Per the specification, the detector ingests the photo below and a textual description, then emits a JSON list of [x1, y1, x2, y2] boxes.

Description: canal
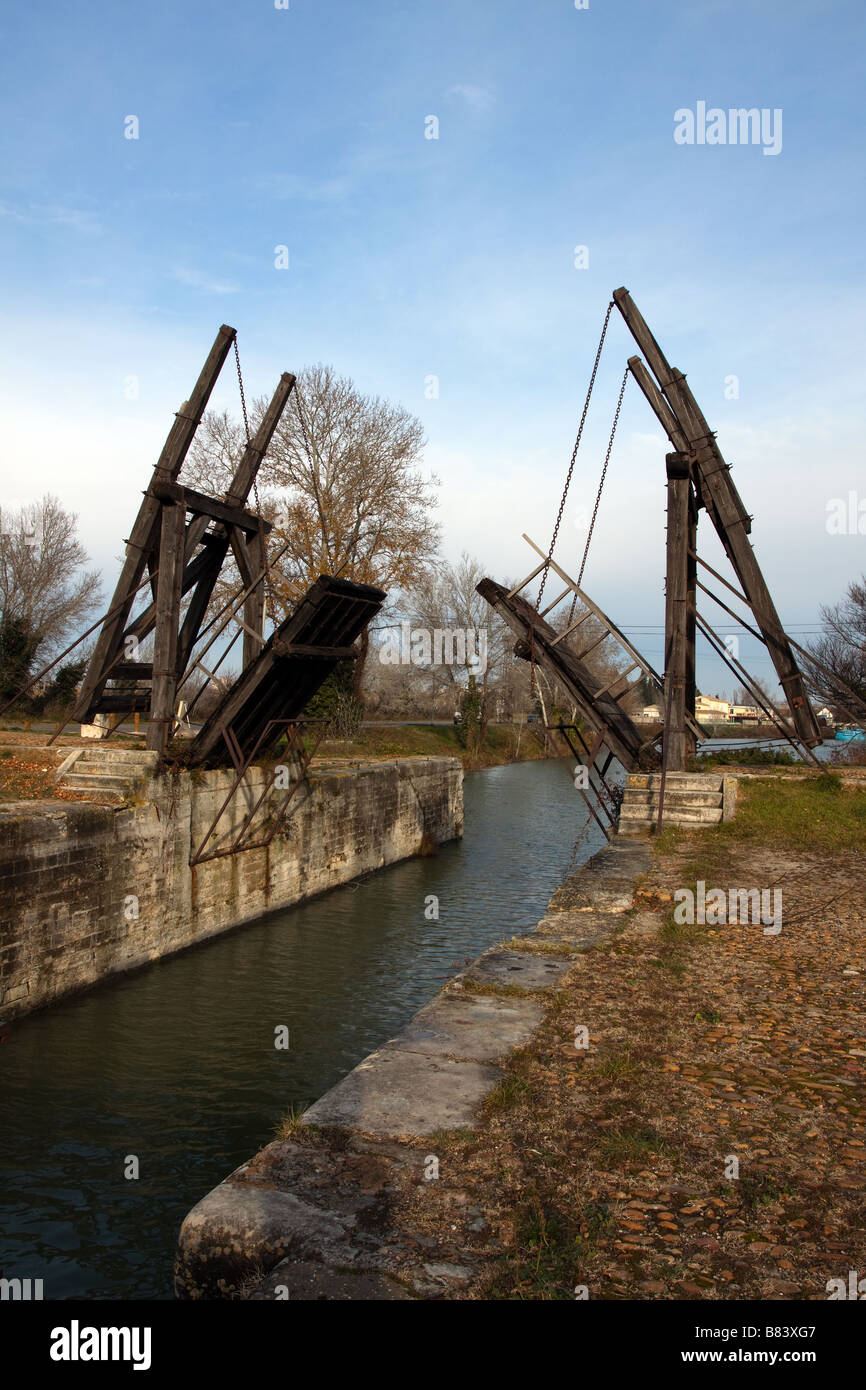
[[0, 758, 604, 1301]]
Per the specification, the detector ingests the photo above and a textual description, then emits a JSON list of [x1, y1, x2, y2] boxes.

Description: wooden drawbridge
[[478, 288, 836, 833]]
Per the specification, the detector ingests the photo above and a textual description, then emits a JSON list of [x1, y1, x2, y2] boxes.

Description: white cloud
[[170, 266, 240, 295], [446, 83, 495, 112]]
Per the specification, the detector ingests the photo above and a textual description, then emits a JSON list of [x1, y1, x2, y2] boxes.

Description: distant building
[[730, 704, 760, 722], [696, 695, 731, 722], [635, 703, 661, 722]]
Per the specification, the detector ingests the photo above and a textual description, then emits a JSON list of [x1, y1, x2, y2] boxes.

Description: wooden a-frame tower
[[72, 325, 295, 754], [71, 325, 385, 770]]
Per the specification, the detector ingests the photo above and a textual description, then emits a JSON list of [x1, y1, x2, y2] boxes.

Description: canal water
[[0, 758, 604, 1301]]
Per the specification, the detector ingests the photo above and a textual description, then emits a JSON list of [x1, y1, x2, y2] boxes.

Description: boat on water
[[834, 726, 866, 742]]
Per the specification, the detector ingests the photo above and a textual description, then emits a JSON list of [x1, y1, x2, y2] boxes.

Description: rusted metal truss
[[188, 718, 327, 867]]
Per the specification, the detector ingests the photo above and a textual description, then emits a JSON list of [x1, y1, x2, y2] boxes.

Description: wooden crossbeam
[[149, 481, 271, 535]]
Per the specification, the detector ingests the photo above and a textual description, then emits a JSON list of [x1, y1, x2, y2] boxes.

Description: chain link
[[529, 300, 614, 698], [567, 364, 630, 622], [536, 300, 614, 611], [234, 338, 277, 625]]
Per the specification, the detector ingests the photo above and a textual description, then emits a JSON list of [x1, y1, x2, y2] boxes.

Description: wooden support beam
[[626, 356, 689, 452], [176, 546, 227, 674], [225, 373, 296, 508], [613, 288, 821, 747], [73, 324, 236, 723], [230, 529, 267, 669], [664, 453, 697, 770], [146, 502, 186, 754]]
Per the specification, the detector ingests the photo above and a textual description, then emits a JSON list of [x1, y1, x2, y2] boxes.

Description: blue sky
[[1, 0, 864, 697]]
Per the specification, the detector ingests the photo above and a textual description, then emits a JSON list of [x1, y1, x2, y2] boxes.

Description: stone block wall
[[0, 757, 463, 1020]]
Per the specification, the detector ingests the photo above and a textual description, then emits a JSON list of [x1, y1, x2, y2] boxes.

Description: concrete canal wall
[[0, 756, 463, 1021]]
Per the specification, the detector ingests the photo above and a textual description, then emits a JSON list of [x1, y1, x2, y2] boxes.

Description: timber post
[[664, 452, 697, 770], [147, 501, 186, 755]]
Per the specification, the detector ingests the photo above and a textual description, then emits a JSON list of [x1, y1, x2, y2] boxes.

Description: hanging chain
[[529, 300, 614, 699], [234, 337, 277, 624], [567, 364, 630, 623], [536, 300, 614, 610]]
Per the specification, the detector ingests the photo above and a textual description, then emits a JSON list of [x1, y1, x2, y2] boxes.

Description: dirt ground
[[375, 799, 865, 1300]]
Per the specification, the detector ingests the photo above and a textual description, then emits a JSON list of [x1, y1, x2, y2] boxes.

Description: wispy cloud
[[170, 266, 239, 295], [252, 172, 352, 202], [0, 199, 103, 234], [446, 83, 495, 112]]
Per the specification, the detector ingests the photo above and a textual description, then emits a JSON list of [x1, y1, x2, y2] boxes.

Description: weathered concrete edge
[[174, 835, 652, 1300]]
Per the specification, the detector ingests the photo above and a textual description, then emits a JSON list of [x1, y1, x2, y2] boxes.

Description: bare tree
[[0, 495, 102, 675], [184, 365, 440, 694], [803, 576, 866, 714]]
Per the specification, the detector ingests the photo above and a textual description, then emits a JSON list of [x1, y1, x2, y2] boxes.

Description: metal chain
[[529, 300, 614, 698], [567, 365, 630, 622], [536, 300, 614, 610], [233, 338, 277, 623]]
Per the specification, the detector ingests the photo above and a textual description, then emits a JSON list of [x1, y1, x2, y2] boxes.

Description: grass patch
[[653, 774, 866, 862], [316, 722, 548, 771], [507, 1197, 596, 1299], [594, 1050, 644, 1082], [596, 1123, 673, 1164], [504, 936, 580, 958], [484, 1073, 532, 1113], [273, 1103, 313, 1141], [698, 746, 799, 767]]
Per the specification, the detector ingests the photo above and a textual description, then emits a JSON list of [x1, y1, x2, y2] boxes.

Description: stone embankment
[[0, 755, 462, 1020]]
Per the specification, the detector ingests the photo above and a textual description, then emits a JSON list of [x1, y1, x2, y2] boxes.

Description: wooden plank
[[93, 692, 152, 713], [626, 356, 689, 452], [73, 324, 236, 723], [109, 663, 153, 681], [225, 373, 296, 507], [146, 502, 186, 754]]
